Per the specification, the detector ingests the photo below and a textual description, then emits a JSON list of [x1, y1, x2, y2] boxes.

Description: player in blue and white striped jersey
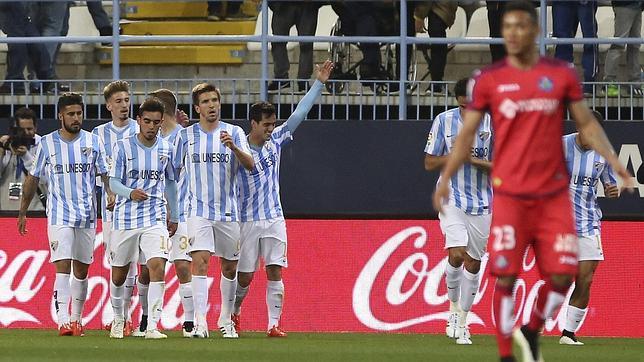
[[18, 93, 109, 336], [560, 111, 619, 346], [173, 83, 254, 338], [232, 60, 333, 337], [424, 78, 493, 345], [92, 80, 140, 335], [108, 98, 179, 340], [150, 88, 194, 337]]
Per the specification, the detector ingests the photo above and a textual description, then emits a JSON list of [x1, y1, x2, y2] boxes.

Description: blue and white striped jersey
[[174, 122, 251, 222], [92, 120, 138, 222], [30, 130, 108, 227], [237, 124, 292, 221], [160, 124, 188, 223], [563, 133, 617, 236], [425, 108, 493, 215], [110, 135, 175, 230]]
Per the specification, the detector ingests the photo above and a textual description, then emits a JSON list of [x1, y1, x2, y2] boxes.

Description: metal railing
[[0, 0, 642, 121]]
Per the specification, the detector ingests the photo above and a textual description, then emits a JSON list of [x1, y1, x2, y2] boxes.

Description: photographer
[[0, 107, 45, 211]]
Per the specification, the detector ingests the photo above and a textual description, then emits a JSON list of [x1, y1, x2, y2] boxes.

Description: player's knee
[[496, 276, 516, 289], [550, 274, 573, 290], [265, 265, 282, 281], [447, 247, 466, 266], [220, 259, 238, 279], [237, 272, 254, 287], [174, 262, 191, 283], [463, 257, 481, 274]]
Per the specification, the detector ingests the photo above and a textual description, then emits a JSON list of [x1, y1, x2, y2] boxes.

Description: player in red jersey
[[432, 1, 633, 362]]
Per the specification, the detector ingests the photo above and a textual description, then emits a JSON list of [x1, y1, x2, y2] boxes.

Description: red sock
[[527, 281, 568, 331], [494, 282, 515, 358]]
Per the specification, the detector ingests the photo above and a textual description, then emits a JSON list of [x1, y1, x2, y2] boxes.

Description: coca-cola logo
[[352, 226, 575, 333]]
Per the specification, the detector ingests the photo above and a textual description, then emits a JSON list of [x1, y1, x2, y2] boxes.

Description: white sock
[[459, 269, 480, 313], [123, 264, 137, 321], [445, 262, 462, 306], [192, 275, 208, 325], [218, 275, 237, 327], [179, 282, 194, 323], [54, 273, 71, 326], [147, 281, 165, 331], [543, 290, 566, 320], [234, 284, 250, 315], [564, 305, 587, 333], [110, 280, 125, 320], [70, 275, 88, 323], [137, 280, 149, 318], [266, 280, 284, 330]]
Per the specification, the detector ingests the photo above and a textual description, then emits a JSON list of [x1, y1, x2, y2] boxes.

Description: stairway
[[98, 1, 258, 65]]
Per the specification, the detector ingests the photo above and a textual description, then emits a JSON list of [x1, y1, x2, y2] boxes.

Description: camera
[[2, 126, 35, 150]]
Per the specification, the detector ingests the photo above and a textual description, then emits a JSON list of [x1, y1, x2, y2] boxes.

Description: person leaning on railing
[[602, 0, 643, 97], [0, 108, 46, 211]]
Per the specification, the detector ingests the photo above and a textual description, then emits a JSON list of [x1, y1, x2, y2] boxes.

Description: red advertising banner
[[0, 219, 642, 336]]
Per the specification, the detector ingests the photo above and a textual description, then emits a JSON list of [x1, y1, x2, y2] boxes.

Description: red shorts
[[488, 190, 578, 277]]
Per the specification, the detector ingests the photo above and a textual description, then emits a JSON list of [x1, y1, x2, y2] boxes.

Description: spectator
[[486, 1, 508, 62], [414, 1, 458, 94], [0, 2, 55, 94], [603, 1, 643, 97], [553, 0, 599, 94], [208, 1, 255, 21], [267, 1, 321, 92], [27, 1, 68, 78], [87, 1, 113, 37], [0, 108, 45, 211]]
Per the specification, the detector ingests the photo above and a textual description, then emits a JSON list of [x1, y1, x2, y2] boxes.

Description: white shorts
[[438, 204, 491, 261], [238, 219, 288, 273], [170, 222, 191, 262], [578, 234, 604, 261], [110, 224, 170, 267], [47, 225, 96, 265], [187, 216, 240, 260]]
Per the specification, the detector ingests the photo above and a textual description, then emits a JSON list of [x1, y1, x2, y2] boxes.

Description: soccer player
[[424, 77, 492, 345], [150, 88, 195, 337], [174, 83, 254, 338], [18, 93, 109, 336], [233, 60, 333, 337], [108, 98, 179, 340], [559, 111, 619, 346], [92, 80, 143, 335], [432, 2, 633, 361]]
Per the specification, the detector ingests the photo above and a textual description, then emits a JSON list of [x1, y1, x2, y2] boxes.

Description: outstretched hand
[[315, 60, 334, 84]]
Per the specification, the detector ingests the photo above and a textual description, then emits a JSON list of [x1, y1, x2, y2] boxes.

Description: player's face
[[106, 91, 130, 121], [137, 111, 163, 142], [195, 91, 220, 123], [59, 105, 83, 134], [252, 114, 277, 141], [502, 10, 538, 57]]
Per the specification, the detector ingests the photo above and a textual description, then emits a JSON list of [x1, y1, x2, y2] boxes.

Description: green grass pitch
[[0, 330, 641, 361]]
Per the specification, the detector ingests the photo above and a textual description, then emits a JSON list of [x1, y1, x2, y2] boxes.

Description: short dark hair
[[103, 80, 130, 101], [454, 78, 470, 99], [58, 92, 84, 111], [250, 102, 276, 123], [504, 0, 538, 25], [150, 89, 177, 116], [138, 97, 165, 117], [13, 107, 38, 127], [191, 83, 221, 106]]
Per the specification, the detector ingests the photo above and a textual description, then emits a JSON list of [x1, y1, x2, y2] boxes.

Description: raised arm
[[286, 60, 333, 133], [568, 101, 633, 191]]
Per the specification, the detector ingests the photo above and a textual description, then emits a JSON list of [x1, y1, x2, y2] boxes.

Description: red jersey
[[468, 57, 583, 197]]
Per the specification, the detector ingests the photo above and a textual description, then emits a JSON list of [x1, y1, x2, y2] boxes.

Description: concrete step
[[121, 1, 208, 19], [97, 45, 246, 64]]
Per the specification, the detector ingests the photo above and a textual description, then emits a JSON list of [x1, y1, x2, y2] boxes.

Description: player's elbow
[[242, 159, 254, 171], [424, 156, 439, 171]]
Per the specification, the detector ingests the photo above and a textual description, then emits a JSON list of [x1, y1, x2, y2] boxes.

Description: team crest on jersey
[[479, 131, 490, 141], [81, 147, 93, 156], [128, 170, 140, 179], [191, 153, 200, 163], [495, 255, 508, 269], [50, 240, 58, 251], [159, 155, 167, 162], [53, 164, 64, 174], [426, 133, 433, 145], [594, 161, 603, 171], [538, 77, 554, 92]]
